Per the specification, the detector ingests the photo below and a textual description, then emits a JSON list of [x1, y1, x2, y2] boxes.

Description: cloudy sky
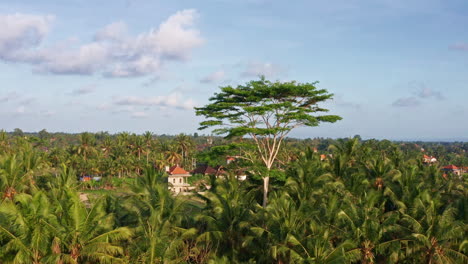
[[0, 0, 467, 140]]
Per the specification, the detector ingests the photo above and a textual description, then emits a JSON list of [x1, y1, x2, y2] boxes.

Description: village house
[[442, 165, 462, 176], [226, 156, 236, 164], [423, 155, 437, 163], [167, 165, 192, 193], [192, 164, 226, 176]]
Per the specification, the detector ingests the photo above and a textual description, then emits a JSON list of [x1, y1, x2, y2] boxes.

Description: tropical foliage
[[0, 130, 467, 263]]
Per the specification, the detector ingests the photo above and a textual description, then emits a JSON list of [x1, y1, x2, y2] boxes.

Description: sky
[[0, 0, 467, 140]]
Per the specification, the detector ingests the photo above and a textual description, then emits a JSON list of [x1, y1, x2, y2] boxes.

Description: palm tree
[[0, 154, 28, 200], [130, 135, 146, 174], [329, 137, 360, 162], [175, 134, 195, 169], [400, 194, 467, 263], [164, 145, 182, 166], [0, 191, 57, 264], [0, 130, 10, 154], [50, 189, 132, 263], [337, 191, 406, 264], [143, 131, 154, 164], [360, 153, 401, 191], [251, 192, 352, 263], [125, 167, 194, 263], [100, 135, 113, 158], [196, 175, 257, 262], [77, 132, 96, 161]]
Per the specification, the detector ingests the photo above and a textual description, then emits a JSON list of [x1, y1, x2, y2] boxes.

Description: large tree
[[195, 77, 342, 207]]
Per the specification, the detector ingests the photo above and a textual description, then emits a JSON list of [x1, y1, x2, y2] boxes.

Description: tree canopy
[[195, 77, 342, 206]]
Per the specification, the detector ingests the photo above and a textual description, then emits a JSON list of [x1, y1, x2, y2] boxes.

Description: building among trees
[[192, 164, 225, 176], [442, 164, 463, 176], [423, 154, 437, 163], [167, 165, 192, 193]]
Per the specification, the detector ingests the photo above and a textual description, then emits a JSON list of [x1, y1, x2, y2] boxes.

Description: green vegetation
[[0, 131, 466, 263], [195, 77, 341, 207], [0, 78, 467, 263]]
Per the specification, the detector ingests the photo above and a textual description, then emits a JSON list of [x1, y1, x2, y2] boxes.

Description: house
[[167, 165, 192, 193], [423, 155, 437, 163], [80, 176, 93, 182], [442, 165, 462, 176], [80, 176, 101, 182], [192, 164, 226, 176], [226, 156, 236, 164]]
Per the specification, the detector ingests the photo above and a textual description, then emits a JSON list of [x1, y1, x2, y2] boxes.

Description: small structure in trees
[[195, 77, 342, 207], [423, 155, 437, 164], [192, 164, 225, 176], [442, 165, 462, 176], [167, 165, 192, 193]]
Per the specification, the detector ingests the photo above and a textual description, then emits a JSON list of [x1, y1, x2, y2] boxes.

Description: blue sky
[[0, 0, 467, 140]]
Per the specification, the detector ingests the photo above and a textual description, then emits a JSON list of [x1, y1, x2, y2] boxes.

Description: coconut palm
[[251, 192, 352, 263], [77, 132, 96, 161], [196, 175, 257, 262], [49, 189, 132, 263], [0, 130, 10, 154], [0, 154, 28, 200], [337, 191, 406, 263], [0, 191, 57, 264], [400, 194, 467, 263], [175, 134, 195, 169], [125, 167, 194, 263], [143, 131, 154, 164]]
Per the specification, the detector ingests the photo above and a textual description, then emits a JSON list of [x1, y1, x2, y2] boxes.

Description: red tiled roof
[[192, 165, 217, 175], [443, 165, 459, 170], [423, 155, 430, 159], [169, 165, 189, 175]]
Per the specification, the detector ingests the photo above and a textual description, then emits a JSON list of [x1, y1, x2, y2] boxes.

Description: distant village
[[423, 154, 467, 178], [162, 153, 467, 194], [78, 152, 467, 194]]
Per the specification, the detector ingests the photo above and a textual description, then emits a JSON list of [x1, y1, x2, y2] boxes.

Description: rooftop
[[169, 165, 190, 175]]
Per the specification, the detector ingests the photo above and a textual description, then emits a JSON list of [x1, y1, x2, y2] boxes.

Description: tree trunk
[[262, 176, 269, 208]]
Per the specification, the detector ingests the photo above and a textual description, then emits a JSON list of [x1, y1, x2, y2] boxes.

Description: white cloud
[[152, 9, 204, 60], [450, 42, 468, 51], [0, 92, 20, 102], [0, 13, 54, 61], [15, 105, 26, 113], [333, 95, 361, 109], [131, 111, 149, 118], [97, 103, 112, 110], [110, 105, 135, 114], [41, 110, 55, 117], [114, 92, 196, 110], [33, 42, 110, 75], [94, 21, 128, 42], [200, 70, 226, 83], [393, 82, 445, 107], [241, 61, 286, 78], [0, 92, 34, 106], [415, 87, 444, 100], [392, 97, 420, 107], [0, 9, 203, 77], [71, 84, 97, 95], [19, 97, 35, 105]]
